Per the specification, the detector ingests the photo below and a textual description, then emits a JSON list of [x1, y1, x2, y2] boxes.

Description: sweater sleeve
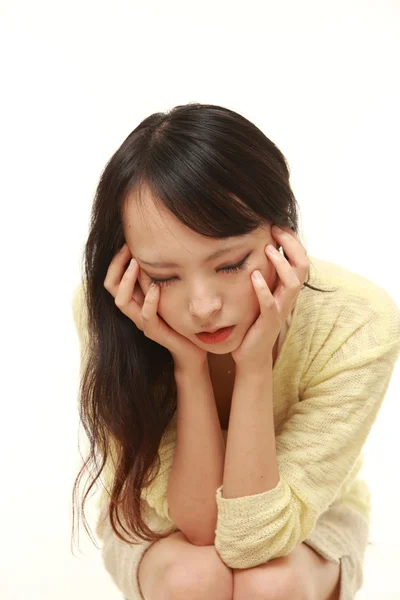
[[214, 292, 400, 569]]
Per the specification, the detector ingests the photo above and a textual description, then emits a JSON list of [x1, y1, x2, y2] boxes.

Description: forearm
[[167, 363, 225, 545], [222, 359, 280, 499]]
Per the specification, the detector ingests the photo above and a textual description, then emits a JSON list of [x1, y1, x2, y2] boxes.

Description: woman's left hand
[[231, 225, 310, 372]]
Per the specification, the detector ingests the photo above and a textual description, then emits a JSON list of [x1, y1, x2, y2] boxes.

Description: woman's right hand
[[104, 243, 209, 372]]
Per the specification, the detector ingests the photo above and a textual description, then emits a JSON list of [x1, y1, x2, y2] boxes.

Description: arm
[[214, 339, 400, 569], [222, 356, 280, 499], [72, 282, 223, 544], [167, 363, 226, 546]]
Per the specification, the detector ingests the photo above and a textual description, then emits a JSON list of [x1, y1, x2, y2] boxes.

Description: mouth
[[195, 325, 235, 344], [197, 326, 227, 334]]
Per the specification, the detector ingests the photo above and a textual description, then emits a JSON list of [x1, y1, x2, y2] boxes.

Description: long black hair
[[72, 102, 330, 549]]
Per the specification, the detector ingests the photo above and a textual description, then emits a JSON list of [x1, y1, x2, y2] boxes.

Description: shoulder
[[302, 256, 400, 348]]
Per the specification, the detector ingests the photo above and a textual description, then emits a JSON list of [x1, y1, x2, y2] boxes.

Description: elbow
[[189, 533, 216, 546], [175, 527, 215, 547], [168, 501, 217, 547]]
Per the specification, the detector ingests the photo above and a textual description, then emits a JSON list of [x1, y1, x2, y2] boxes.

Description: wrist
[[174, 359, 210, 380], [234, 357, 273, 381]]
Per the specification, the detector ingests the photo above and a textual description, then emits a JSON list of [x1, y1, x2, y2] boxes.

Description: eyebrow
[[137, 243, 248, 269]]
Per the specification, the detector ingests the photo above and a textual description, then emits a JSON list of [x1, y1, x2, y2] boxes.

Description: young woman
[[72, 103, 400, 600]]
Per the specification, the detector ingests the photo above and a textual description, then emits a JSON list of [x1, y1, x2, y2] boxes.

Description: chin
[[208, 347, 233, 355], [208, 334, 244, 355]]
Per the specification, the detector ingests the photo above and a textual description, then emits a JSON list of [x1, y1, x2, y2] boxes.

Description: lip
[[197, 326, 226, 334], [195, 325, 234, 344]]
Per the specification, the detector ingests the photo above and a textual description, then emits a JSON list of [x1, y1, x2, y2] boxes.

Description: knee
[[234, 564, 305, 600], [165, 549, 233, 600]]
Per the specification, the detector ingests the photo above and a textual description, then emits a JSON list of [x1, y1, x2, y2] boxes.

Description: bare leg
[[138, 531, 233, 600]]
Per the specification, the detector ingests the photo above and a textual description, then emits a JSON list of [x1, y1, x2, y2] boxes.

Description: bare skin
[[209, 338, 280, 430], [138, 529, 341, 600], [138, 531, 233, 599], [137, 345, 340, 600], [103, 202, 340, 598]]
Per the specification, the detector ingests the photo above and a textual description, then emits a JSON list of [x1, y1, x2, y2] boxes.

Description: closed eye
[[147, 253, 251, 288]]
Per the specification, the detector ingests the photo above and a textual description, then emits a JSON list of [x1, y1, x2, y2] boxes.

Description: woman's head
[[123, 185, 282, 355], [118, 102, 300, 354], [73, 103, 307, 548]]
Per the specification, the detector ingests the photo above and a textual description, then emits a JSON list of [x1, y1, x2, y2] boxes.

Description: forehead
[[124, 189, 208, 254], [123, 187, 268, 259]]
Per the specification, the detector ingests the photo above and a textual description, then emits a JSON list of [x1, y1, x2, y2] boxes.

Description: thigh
[[138, 531, 233, 599]]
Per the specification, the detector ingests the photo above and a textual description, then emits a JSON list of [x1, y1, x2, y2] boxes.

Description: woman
[[72, 103, 400, 600]]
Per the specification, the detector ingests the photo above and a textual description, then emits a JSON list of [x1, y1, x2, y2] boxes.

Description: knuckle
[[264, 295, 275, 308], [114, 295, 125, 309], [288, 279, 301, 291], [141, 322, 152, 337], [299, 258, 310, 270]]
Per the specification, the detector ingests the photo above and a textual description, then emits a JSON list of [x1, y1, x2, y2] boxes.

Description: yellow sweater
[[72, 256, 400, 569]]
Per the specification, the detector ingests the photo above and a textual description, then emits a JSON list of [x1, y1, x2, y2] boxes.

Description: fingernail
[[127, 258, 136, 269], [273, 226, 283, 233], [266, 244, 278, 254], [120, 243, 127, 252]]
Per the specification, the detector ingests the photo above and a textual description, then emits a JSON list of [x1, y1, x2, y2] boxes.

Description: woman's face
[[123, 189, 280, 355]]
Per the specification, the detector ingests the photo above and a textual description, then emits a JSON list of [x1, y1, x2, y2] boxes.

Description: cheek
[[235, 279, 260, 315], [265, 268, 278, 292]]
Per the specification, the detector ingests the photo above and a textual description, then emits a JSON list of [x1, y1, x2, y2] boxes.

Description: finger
[[132, 281, 145, 306], [265, 247, 302, 313], [270, 227, 309, 283], [104, 243, 132, 296], [272, 224, 302, 242], [272, 226, 307, 255], [140, 285, 180, 352], [114, 259, 143, 329], [280, 227, 304, 247], [251, 270, 275, 315], [140, 283, 160, 333]]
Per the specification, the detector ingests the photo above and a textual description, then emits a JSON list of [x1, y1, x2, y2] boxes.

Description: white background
[[0, 1, 399, 598]]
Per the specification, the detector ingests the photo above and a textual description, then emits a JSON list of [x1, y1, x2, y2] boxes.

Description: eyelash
[[148, 254, 251, 288]]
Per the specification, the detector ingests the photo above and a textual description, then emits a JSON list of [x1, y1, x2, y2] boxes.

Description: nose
[[189, 294, 222, 321]]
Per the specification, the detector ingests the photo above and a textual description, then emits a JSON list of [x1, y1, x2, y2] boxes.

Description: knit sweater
[[72, 256, 400, 570]]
